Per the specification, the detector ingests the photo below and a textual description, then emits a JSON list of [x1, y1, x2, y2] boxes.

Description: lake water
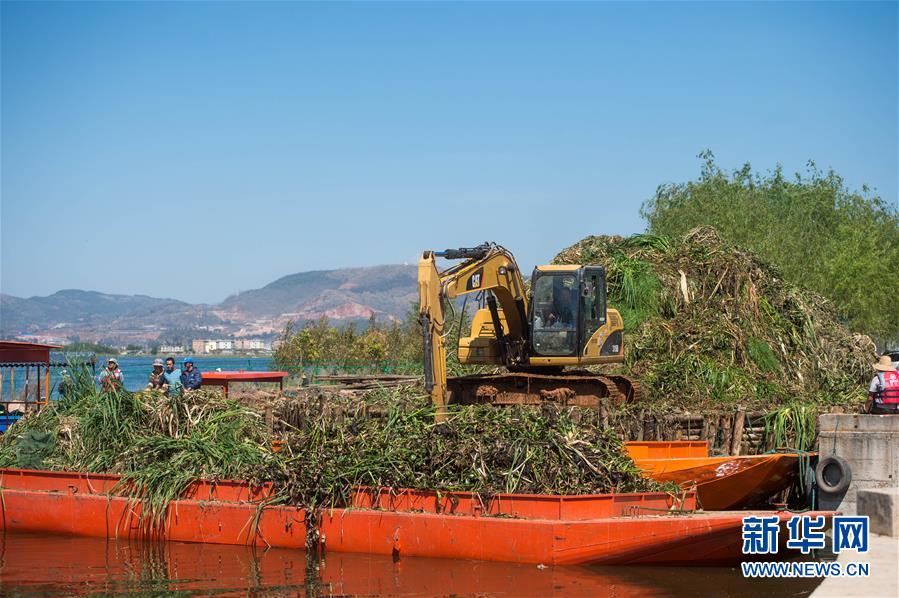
[[0, 532, 824, 596]]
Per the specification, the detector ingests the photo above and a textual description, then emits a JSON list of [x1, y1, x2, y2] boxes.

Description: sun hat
[[152, 358, 164, 367], [873, 355, 896, 372]]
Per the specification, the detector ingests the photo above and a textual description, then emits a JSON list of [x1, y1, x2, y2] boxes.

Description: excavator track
[[604, 374, 643, 404], [446, 371, 643, 407]]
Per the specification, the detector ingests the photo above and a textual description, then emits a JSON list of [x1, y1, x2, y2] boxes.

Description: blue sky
[[2, 1, 896, 304]]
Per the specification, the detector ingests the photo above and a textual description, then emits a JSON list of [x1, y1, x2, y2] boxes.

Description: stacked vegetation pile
[[641, 153, 899, 340], [0, 373, 664, 523], [554, 226, 874, 412], [0, 368, 274, 528], [269, 388, 661, 510]]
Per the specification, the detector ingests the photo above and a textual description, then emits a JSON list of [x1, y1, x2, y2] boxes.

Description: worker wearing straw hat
[[97, 358, 124, 392], [866, 355, 899, 415], [147, 358, 166, 390]]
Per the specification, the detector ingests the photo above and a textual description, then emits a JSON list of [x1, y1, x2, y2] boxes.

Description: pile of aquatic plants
[[0, 366, 274, 529], [0, 370, 666, 525], [269, 387, 663, 511], [554, 227, 875, 411]]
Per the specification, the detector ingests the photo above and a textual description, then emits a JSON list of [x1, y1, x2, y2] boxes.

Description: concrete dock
[[817, 414, 898, 515], [811, 533, 898, 597], [813, 414, 898, 597]]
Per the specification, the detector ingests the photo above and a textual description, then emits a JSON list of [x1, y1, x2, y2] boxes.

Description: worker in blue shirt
[[181, 357, 202, 391], [161, 357, 183, 396]]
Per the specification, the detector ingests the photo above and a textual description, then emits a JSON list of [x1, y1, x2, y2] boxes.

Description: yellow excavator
[[418, 242, 641, 418]]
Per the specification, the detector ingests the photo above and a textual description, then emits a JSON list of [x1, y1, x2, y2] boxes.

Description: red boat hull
[[625, 441, 810, 510], [0, 468, 832, 566]]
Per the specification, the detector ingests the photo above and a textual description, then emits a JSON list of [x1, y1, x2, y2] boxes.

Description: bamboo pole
[[731, 408, 746, 456], [708, 415, 719, 453], [720, 415, 733, 456]]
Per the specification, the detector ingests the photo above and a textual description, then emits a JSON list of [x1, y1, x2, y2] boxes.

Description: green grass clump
[[747, 337, 780, 373], [763, 403, 819, 452]]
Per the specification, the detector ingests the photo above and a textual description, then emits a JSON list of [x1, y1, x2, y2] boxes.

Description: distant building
[[190, 339, 218, 354], [234, 339, 268, 351], [191, 338, 257, 354], [17, 335, 67, 346], [159, 344, 185, 354]]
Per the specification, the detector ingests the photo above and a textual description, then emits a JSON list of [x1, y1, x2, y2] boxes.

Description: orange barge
[[625, 441, 810, 510], [0, 468, 832, 566]]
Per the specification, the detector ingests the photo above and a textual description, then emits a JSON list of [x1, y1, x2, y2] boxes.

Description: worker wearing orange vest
[[867, 355, 899, 414], [97, 358, 124, 392]]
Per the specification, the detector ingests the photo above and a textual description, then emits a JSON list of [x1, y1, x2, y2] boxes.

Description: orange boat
[[625, 441, 810, 510], [0, 468, 832, 566]]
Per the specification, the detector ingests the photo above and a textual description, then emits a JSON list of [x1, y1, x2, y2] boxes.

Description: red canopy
[[0, 341, 61, 365]]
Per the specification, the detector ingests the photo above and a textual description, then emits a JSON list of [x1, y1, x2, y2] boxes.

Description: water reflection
[[0, 532, 823, 596]]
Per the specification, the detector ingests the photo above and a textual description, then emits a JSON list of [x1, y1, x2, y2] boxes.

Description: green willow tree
[[641, 151, 899, 342], [273, 315, 418, 369], [273, 302, 481, 375]]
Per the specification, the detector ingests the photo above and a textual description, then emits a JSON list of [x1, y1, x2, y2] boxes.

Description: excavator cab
[[530, 265, 611, 359]]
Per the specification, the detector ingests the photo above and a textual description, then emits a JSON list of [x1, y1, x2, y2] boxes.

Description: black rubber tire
[[815, 455, 852, 495]]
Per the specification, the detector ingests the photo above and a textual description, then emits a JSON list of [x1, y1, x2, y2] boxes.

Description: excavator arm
[[418, 243, 529, 418]]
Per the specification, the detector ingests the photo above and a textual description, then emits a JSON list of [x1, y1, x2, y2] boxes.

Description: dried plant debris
[[554, 227, 873, 410], [0, 371, 665, 527], [270, 387, 663, 511]]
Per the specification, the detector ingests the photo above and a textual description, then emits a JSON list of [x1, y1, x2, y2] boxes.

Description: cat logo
[[466, 269, 484, 291]]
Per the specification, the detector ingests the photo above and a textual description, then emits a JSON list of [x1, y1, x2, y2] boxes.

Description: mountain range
[[0, 265, 418, 345]]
